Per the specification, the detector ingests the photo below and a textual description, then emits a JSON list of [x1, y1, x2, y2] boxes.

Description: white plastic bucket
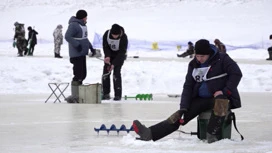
[[78, 83, 101, 104]]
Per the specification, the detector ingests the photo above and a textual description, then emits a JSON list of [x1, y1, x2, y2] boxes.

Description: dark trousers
[[177, 52, 189, 58], [177, 51, 194, 58], [267, 47, 272, 59], [29, 43, 36, 54], [70, 56, 87, 82], [268, 47, 272, 52], [102, 64, 123, 97], [16, 39, 26, 55], [25, 43, 35, 55], [150, 97, 214, 141]]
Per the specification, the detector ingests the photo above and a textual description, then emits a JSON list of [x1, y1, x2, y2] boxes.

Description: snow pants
[[149, 97, 215, 141]]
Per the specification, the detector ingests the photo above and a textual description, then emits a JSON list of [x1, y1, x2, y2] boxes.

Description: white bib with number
[[192, 66, 227, 82], [107, 30, 120, 51]]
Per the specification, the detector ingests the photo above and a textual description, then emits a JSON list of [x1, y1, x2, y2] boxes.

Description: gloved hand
[[178, 109, 187, 124], [77, 44, 82, 52], [167, 109, 187, 124], [90, 48, 96, 55], [12, 41, 16, 48], [108, 65, 114, 72], [214, 94, 227, 99], [105, 63, 112, 72], [90, 48, 96, 56], [104, 57, 110, 64]]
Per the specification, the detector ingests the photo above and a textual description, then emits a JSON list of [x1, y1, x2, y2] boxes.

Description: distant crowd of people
[[13, 21, 271, 61], [13, 21, 102, 59]]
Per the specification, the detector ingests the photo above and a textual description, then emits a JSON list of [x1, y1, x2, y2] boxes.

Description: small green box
[[197, 110, 232, 140]]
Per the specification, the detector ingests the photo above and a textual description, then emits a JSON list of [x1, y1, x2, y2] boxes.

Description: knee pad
[[213, 95, 229, 117], [167, 110, 181, 124]]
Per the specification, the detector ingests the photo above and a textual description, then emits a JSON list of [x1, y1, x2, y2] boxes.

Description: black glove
[[179, 108, 187, 124], [106, 63, 111, 72], [215, 94, 227, 99], [77, 44, 82, 52], [90, 49, 96, 56]]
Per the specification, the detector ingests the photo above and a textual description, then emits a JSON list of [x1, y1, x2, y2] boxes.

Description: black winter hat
[[111, 24, 121, 35], [195, 39, 213, 55], [76, 10, 87, 19], [14, 22, 19, 26], [188, 41, 193, 45], [28, 26, 32, 31], [270, 34, 272, 40]]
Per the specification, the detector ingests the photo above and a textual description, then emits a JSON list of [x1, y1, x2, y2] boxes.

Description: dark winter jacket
[[27, 29, 38, 45], [102, 26, 128, 66], [180, 45, 242, 110], [14, 23, 25, 41], [65, 16, 93, 58]]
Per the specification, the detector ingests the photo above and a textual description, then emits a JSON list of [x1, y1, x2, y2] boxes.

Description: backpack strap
[[231, 112, 244, 140]]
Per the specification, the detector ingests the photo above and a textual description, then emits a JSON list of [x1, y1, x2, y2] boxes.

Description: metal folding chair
[[45, 82, 69, 103]]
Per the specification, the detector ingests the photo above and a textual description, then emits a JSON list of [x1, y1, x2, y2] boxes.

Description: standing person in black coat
[[26, 26, 38, 56], [133, 39, 242, 143], [101, 24, 128, 101]]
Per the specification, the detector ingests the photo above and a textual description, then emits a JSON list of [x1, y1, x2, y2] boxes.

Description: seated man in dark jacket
[[133, 39, 243, 143], [177, 41, 194, 58]]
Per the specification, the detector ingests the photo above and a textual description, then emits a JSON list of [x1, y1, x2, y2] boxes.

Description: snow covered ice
[[0, 0, 272, 153]]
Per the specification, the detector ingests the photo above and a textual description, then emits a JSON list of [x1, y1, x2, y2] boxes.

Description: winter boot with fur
[[65, 81, 81, 103], [206, 95, 229, 143], [102, 94, 110, 100]]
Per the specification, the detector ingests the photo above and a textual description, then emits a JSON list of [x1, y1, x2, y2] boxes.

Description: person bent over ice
[[133, 39, 243, 143]]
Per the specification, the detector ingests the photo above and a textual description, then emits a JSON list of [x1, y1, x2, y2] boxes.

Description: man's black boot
[[133, 120, 152, 141], [102, 94, 110, 100], [113, 96, 121, 101]]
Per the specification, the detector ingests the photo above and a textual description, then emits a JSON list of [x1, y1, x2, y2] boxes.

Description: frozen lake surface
[[0, 92, 272, 153]]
